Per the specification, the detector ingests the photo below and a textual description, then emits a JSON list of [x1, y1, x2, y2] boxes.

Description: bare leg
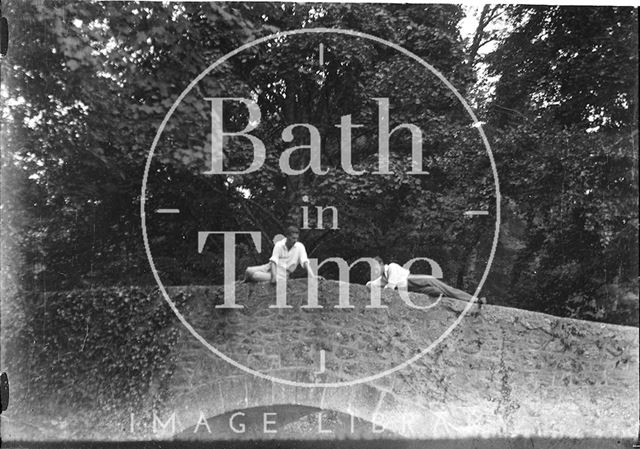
[[244, 263, 272, 282]]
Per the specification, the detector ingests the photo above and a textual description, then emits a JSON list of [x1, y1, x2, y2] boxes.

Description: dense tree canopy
[[486, 6, 637, 130], [1, 2, 637, 325], [480, 6, 638, 323]]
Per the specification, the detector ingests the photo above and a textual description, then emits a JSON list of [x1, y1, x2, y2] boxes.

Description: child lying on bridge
[[366, 256, 486, 310]]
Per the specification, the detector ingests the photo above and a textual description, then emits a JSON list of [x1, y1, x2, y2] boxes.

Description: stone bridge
[[139, 280, 638, 442]]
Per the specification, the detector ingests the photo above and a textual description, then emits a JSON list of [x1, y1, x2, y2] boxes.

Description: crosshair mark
[[142, 27, 501, 390], [464, 210, 489, 216], [156, 209, 180, 214], [315, 350, 326, 374]]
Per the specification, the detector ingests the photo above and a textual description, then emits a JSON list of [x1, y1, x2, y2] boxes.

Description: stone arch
[[168, 368, 423, 438], [176, 404, 402, 439]]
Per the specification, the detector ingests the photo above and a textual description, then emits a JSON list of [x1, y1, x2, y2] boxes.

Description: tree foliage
[[486, 6, 637, 130], [1, 2, 637, 325], [480, 6, 638, 323]]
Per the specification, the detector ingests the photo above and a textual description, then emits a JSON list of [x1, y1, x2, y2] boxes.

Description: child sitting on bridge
[[243, 226, 319, 283]]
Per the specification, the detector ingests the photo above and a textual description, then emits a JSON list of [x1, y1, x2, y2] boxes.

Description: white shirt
[[269, 239, 309, 273], [366, 263, 410, 289]]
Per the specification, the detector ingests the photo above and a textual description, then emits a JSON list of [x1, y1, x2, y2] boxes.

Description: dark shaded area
[[0, 372, 9, 413]]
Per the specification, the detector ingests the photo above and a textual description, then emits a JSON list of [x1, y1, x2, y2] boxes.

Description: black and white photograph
[[0, 1, 638, 448]]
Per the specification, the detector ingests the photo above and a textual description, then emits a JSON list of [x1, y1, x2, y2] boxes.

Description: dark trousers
[[406, 275, 474, 301]]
